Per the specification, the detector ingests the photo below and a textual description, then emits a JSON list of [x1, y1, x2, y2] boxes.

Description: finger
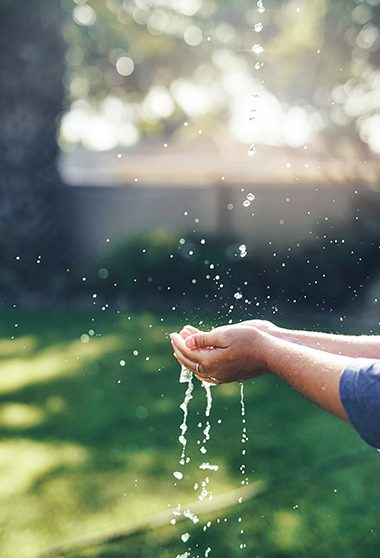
[[172, 332, 218, 362], [179, 325, 200, 339], [182, 325, 200, 335], [185, 330, 228, 350], [171, 332, 203, 361], [173, 347, 221, 385], [172, 344, 197, 373]]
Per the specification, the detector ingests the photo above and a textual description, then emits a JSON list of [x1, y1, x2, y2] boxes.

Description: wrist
[[249, 328, 277, 374]]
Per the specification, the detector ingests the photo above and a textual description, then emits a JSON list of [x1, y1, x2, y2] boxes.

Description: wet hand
[[170, 325, 268, 384]]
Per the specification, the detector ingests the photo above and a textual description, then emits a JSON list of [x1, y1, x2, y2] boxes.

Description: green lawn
[[0, 310, 379, 558]]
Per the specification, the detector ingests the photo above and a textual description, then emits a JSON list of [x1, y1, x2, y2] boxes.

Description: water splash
[[198, 381, 213, 454], [180, 365, 192, 384], [199, 462, 219, 471], [183, 509, 200, 524], [179, 366, 194, 466], [238, 383, 248, 551]]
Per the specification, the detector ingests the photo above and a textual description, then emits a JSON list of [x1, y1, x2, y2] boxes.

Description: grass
[[0, 309, 379, 558]]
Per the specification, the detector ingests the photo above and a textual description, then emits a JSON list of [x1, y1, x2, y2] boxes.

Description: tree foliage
[[62, 0, 380, 147]]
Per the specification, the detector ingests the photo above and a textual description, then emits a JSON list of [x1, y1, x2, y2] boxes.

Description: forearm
[[272, 328, 380, 359], [260, 333, 353, 420]]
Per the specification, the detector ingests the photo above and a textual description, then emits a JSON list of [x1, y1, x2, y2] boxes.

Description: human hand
[[180, 320, 281, 338], [239, 319, 281, 335], [170, 324, 269, 384]]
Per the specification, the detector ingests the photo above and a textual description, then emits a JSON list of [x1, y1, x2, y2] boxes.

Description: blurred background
[[0, 0, 380, 556]]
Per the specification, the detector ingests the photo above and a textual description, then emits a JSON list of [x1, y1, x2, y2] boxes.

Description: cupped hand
[[170, 324, 268, 384], [239, 319, 280, 335]]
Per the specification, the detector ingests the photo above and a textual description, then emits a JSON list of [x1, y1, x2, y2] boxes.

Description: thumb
[[185, 330, 226, 350]]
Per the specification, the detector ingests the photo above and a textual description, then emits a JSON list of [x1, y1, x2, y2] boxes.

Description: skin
[[169, 321, 380, 421]]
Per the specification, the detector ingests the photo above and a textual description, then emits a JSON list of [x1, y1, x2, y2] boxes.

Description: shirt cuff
[[340, 358, 380, 449]]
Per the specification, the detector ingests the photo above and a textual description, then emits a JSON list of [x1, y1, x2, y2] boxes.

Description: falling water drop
[[238, 383, 248, 551], [181, 532, 191, 543], [252, 44, 264, 54], [248, 144, 256, 157], [239, 244, 248, 257], [257, 0, 265, 13], [199, 462, 219, 471], [178, 367, 194, 466]]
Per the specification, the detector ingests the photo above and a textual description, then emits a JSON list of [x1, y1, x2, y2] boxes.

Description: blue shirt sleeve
[[340, 359, 380, 449]]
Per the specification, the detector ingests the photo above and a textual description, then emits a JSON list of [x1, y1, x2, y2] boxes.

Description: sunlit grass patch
[[0, 439, 87, 498], [0, 402, 45, 429], [0, 335, 121, 394], [0, 335, 37, 358], [0, 310, 378, 558]]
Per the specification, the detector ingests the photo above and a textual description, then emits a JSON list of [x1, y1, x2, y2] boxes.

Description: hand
[[170, 324, 268, 384], [239, 319, 281, 335], [180, 320, 280, 338]]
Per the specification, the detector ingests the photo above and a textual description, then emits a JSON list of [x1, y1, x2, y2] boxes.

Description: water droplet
[[243, 200, 251, 208], [248, 144, 256, 156], [252, 44, 264, 54], [181, 532, 191, 543], [247, 193, 255, 201], [119, 360, 126, 366], [199, 462, 219, 471], [257, 0, 265, 13], [178, 371, 194, 466], [239, 244, 248, 257], [254, 22, 263, 32], [173, 471, 184, 480]]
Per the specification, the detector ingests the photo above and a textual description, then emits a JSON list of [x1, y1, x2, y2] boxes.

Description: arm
[[259, 334, 351, 420], [241, 320, 380, 359], [170, 326, 352, 420]]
